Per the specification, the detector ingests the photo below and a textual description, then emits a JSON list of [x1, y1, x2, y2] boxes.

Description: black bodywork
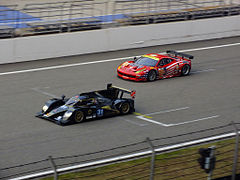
[[36, 84, 135, 125]]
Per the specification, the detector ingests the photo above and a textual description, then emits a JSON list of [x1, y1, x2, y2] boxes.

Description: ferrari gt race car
[[117, 50, 194, 81], [36, 84, 135, 125]]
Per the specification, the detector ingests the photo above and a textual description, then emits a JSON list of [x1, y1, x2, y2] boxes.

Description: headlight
[[42, 105, 48, 112], [63, 111, 73, 119]]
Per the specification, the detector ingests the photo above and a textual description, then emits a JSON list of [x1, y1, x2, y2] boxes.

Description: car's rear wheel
[[120, 102, 130, 114], [147, 70, 157, 81], [75, 111, 85, 123], [181, 65, 191, 76]]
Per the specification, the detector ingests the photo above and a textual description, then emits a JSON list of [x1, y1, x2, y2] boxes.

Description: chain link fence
[[1, 122, 240, 180], [0, 0, 240, 38]]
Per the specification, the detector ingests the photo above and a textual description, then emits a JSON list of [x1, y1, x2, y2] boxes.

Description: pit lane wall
[[1, 15, 240, 64]]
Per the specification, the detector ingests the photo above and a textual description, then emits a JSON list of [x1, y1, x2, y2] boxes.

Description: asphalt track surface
[[0, 37, 240, 174]]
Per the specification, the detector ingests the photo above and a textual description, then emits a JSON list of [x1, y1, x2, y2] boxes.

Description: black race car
[[36, 84, 135, 125]]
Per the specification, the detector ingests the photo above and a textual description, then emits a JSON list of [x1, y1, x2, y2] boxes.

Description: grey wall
[[1, 15, 240, 64]]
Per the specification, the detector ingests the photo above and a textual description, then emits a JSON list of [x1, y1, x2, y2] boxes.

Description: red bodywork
[[117, 53, 192, 81]]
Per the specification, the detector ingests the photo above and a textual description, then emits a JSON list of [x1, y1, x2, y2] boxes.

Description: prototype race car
[[117, 50, 194, 81], [36, 84, 135, 125]]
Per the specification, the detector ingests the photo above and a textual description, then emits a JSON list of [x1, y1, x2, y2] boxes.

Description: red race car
[[117, 50, 194, 81]]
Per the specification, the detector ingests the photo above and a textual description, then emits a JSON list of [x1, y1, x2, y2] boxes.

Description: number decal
[[158, 68, 165, 77], [97, 109, 104, 116]]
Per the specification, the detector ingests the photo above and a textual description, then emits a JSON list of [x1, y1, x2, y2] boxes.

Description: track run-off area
[[0, 37, 240, 171]]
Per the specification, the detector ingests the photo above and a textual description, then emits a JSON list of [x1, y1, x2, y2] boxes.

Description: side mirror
[[61, 95, 65, 100], [134, 57, 137, 61]]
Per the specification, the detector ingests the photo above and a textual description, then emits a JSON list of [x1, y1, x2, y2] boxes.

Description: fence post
[[208, 146, 216, 180], [231, 122, 239, 180], [146, 137, 155, 180], [49, 156, 58, 180]]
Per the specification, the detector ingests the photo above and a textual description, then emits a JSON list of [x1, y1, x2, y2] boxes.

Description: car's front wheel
[[181, 65, 191, 76], [147, 70, 157, 81], [74, 111, 85, 123]]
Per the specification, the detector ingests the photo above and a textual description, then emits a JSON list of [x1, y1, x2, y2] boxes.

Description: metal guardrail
[[116, 4, 240, 25], [1, 123, 240, 180], [0, 0, 240, 38], [9, 132, 238, 180], [0, 0, 107, 37]]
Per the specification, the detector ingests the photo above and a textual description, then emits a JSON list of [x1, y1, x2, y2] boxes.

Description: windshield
[[66, 95, 86, 105], [135, 57, 158, 67]]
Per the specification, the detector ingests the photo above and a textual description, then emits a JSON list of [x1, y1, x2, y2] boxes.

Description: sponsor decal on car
[[143, 55, 159, 60], [88, 109, 92, 115]]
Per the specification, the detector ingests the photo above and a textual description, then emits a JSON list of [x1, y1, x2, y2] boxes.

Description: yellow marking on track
[[133, 112, 152, 118], [144, 115, 152, 119], [134, 112, 142, 116]]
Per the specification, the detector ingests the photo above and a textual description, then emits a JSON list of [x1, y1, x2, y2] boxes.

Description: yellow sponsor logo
[[143, 55, 159, 61], [101, 106, 112, 110], [136, 68, 146, 74], [88, 109, 92, 115]]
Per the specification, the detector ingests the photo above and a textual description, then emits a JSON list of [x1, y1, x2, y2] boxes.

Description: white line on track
[[137, 116, 169, 126], [167, 115, 220, 127], [178, 42, 240, 53], [0, 56, 133, 76], [137, 115, 220, 127], [31, 87, 59, 98], [121, 118, 148, 126], [191, 69, 216, 74], [144, 107, 189, 116], [0, 42, 239, 76]]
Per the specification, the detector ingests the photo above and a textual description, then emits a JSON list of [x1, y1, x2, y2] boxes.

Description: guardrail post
[[49, 156, 58, 180], [231, 122, 239, 180], [146, 137, 155, 180], [208, 146, 216, 180]]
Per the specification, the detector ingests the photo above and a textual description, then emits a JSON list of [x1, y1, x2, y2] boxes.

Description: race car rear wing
[[166, 50, 194, 60], [107, 83, 136, 99]]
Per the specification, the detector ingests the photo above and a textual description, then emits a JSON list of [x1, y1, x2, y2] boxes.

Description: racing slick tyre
[[120, 102, 131, 115], [147, 70, 157, 81], [74, 111, 85, 123], [181, 65, 191, 76]]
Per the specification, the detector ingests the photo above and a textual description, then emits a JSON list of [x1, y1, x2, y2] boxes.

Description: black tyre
[[120, 102, 131, 114], [181, 65, 191, 76], [74, 111, 85, 123], [147, 70, 157, 81]]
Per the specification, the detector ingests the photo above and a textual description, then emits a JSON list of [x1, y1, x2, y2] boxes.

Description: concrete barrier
[[1, 15, 240, 64]]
